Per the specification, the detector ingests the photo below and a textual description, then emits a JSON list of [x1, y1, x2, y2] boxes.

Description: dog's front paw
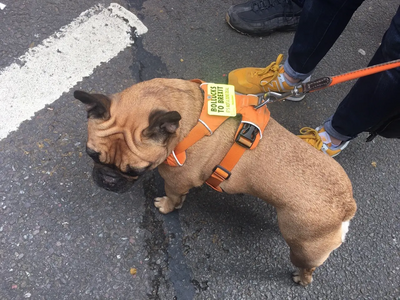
[[292, 270, 302, 285], [154, 196, 175, 214], [292, 269, 313, 287]]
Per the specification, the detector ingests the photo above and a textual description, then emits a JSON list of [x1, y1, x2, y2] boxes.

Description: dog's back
[[214, 117, 356, 285]]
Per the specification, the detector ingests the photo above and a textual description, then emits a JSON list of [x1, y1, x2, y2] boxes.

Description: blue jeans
[[285, 1, 400, 141]]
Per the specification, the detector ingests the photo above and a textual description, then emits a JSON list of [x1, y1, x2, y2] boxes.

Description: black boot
[[226, 0, 302, 35]]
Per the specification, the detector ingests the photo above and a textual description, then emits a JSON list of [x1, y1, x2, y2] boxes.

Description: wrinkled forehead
[[85, 119, 160, 159]]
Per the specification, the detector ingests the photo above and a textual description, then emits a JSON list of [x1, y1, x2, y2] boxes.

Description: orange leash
[[257, 59, 400, 106], [303, 59, 400, 93]]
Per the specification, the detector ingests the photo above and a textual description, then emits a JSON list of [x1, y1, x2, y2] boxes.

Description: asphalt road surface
[[0, 0, 399, 299]]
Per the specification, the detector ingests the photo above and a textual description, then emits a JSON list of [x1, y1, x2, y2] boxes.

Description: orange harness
[[165, 79, 270, 192]]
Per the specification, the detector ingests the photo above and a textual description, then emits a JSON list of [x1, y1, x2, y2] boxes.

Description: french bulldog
[[74, 78, 356, 286]]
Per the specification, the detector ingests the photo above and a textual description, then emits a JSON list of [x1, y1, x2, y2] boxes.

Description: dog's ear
[[74, 90, 111, 119], [143, 110, 181, 142]]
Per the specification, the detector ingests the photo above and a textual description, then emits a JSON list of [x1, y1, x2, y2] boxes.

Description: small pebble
[[358, 49, 366, 55]]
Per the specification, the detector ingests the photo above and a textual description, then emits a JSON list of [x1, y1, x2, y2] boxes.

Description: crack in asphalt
[[126, 0, 146, 11], [130, 35, 169, 82], [141, 171, 196, 300], [140, 172, 170, 299], [130, 22, 195, 299]]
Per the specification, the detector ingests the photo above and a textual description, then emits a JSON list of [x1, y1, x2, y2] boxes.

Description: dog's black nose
[[101, 173, 119, 186], [92, 164, 137, 194]]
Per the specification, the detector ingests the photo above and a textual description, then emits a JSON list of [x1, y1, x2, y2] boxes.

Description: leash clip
[[255, 85, 304, 109]]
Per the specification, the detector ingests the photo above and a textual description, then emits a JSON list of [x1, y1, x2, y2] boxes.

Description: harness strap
[[166, 80, 259, 166], [164, 80, 270, 192], [206, 105, 270, 192], [174, 113, 228, 154], [175, 81, 260, 153]]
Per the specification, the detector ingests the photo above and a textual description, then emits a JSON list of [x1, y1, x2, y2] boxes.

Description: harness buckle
[[212, 165, 231, 180], [235, 123, 259, 149]]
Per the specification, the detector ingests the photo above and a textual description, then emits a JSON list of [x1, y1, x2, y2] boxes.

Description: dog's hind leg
[[291, 268, 316, 286], [286, 223, 348, 286], [289, 242, 336, 286]]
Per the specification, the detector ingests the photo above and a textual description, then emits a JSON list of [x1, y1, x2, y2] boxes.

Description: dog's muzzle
[[92, 163, 138, 193]]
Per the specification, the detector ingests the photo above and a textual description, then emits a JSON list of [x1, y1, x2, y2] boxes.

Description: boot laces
[[256, 54, 283, 84], [252, 0, 297, 20], [252, 0, 284, 11], [252, 0, 273, 11], [298, 127, 323, 150]]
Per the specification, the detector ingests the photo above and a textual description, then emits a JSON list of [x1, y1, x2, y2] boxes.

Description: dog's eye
[[86, 146, 100, 163]]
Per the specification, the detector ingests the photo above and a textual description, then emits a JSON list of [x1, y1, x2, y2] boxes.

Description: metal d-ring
[[255, 91, 288, 109]]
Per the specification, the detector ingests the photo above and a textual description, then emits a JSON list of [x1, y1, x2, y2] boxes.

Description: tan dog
[[74, 78, 356, 286]]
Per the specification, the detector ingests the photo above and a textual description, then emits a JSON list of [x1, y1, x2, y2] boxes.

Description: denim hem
[[283, 58, 314, 81], [323, 116, 353, 142]]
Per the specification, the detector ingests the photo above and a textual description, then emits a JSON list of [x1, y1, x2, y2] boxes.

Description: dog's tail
[[341, 197, 357, 244], [344, 197, 357, 221], [342, 196, 357, 223]]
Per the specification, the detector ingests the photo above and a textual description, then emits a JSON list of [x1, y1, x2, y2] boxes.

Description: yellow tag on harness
[[207, 84, 236, 117]]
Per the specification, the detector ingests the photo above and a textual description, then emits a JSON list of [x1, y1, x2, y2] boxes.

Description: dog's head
[[74, 81, 183, 193]]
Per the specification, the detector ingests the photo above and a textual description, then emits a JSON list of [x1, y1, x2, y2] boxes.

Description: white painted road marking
[[0, 3, 147, 140]]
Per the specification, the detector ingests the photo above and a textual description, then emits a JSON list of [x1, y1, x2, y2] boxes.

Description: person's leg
[[324, 6, 400, 142], [284, 0, 365, 81], [299, 6, 400, 157], [228, 0, 365, 99]]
